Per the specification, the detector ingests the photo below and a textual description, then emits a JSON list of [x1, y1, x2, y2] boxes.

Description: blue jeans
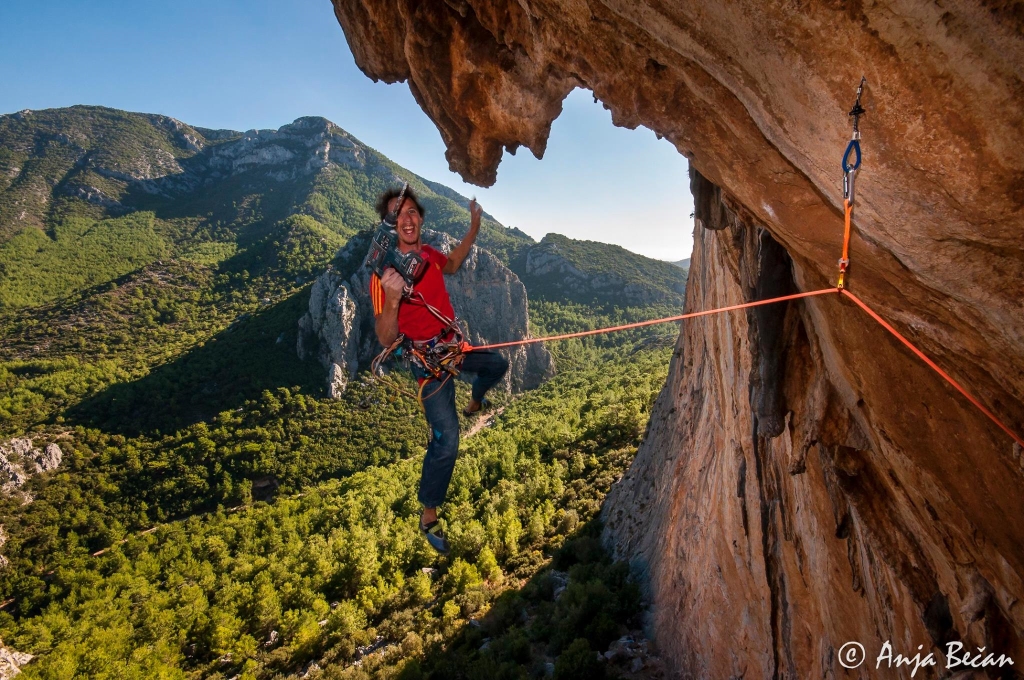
[[414, 350, 509, 508]]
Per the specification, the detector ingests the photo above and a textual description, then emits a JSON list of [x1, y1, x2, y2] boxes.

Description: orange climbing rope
[[467, 288, 839, 351], [840, 290, 1024, 448], [464, 285, 1024, 445], [838, 198, 853, 288], [464, 287, 1023, 448], [834, 78, 1021, 446]]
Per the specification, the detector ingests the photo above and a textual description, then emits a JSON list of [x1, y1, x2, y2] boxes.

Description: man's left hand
[[444, 199, 482, 274], [469, 199, 482, 231]]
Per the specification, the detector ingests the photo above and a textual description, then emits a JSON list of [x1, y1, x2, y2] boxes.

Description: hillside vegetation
[[0, 105, 687, 679], [0, 106, 530, 311], [512, 233, 687, 308]]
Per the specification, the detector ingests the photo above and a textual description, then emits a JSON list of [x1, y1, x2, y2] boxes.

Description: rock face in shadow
[[298, 229, 553, 397], [332, 2, 1024, 677]]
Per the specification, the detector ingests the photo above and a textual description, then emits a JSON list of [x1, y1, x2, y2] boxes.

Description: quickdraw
[[842, 76, 867, 195], [838, 76, 866, 290]]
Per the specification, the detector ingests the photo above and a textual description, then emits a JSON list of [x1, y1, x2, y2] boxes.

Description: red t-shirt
[[369, 245, 455, 341]]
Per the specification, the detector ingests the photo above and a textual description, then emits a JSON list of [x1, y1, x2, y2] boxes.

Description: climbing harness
[[838, 76, 866, 290], [366, 76, 1024, 448], [404, 292, 469, 381], [369, 289, 469, 410]]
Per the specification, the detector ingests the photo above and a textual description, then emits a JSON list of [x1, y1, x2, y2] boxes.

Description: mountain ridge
[[1, 105, 683, 311], [512, 232, 687, 307], [0, 105, 531, 310]]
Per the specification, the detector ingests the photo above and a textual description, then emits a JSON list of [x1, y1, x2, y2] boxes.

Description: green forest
[[0, 106, 685, 679]]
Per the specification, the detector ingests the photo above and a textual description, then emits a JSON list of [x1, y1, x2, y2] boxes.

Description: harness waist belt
[[410, 330, 457, 350]]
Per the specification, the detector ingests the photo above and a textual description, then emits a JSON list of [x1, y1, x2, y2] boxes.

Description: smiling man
[[369, 185, 509, 555]]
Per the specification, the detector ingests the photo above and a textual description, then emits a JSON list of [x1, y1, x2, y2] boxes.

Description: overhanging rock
[[332, 2, 1024, 676]]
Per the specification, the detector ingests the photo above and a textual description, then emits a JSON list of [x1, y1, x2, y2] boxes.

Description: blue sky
[[0, 0, 694, 261]]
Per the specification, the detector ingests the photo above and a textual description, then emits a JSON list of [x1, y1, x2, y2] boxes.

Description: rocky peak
[[0, 107, 376, 218], [298, 229, 553, 397], [165, 116, 372, 188], [278, 116, 339, 136]]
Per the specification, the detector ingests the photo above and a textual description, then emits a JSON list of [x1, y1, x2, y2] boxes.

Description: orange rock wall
[[332, 1, 1024, 676]]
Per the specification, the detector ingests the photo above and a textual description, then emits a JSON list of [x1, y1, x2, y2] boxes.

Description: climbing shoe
[[462, 398, 490, 417], [420, 520, 450, 555]]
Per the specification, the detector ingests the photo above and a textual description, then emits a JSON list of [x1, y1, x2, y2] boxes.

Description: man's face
[[389, 196, 423, 248]]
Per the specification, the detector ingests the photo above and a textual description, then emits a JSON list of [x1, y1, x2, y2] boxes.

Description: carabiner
[[841, 138, 861, 173], [843, 168, 857, 202]]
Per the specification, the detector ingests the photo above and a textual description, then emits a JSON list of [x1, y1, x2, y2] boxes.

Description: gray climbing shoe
[[463, 398, 491, 417], [420, 519, 450, 555]]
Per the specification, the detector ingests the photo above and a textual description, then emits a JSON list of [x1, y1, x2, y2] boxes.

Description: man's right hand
[[375, 268, 404, 346], [380, 268, 406, 299]]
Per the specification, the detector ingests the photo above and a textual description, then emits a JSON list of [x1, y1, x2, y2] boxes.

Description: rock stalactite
[[333, 2, 1024, 676]]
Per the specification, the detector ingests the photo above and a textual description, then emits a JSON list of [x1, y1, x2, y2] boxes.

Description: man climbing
[[370, 185, 509, 555]]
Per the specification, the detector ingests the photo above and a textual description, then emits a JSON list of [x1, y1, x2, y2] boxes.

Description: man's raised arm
[[443, 199, 482, 274]]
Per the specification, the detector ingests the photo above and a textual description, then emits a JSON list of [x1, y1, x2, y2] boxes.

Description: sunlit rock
[[333, 2, 1024, 676], [0, 438, 62, 496]]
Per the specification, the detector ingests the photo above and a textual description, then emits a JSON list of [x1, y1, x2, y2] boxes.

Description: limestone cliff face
[[133, 116, 370, 196], [298, 229, 553, 397], [333, 2, 1024, 677], [0, 644, 33, 679]]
